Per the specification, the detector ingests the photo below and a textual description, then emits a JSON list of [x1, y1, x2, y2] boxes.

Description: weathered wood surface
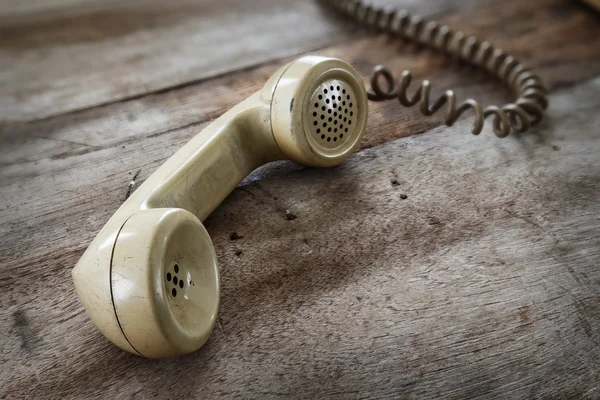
[[1, 0, 600, 398], [0, 0, 485, 122]]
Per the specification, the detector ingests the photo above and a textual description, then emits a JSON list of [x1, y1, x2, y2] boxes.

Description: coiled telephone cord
[[323, 0, 549, 137]]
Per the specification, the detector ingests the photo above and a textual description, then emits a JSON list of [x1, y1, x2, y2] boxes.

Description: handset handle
[[124, 91, 282, 222]]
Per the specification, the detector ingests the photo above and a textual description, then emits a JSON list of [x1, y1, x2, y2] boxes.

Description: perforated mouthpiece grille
[[310, 79, 357, 149]]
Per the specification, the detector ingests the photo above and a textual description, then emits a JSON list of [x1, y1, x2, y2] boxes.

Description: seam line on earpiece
[[269, 61, 296, 154], [108, 215, 143, 357]]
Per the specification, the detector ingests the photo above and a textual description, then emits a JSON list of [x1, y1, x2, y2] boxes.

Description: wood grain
[[1, 0, 600, 398], [0, 0, 481, 122], [2, 0, 599, 164], [2, 75, 599, 400]]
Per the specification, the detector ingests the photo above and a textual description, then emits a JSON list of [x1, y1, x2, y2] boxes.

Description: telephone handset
[[72, 0, 548, 358], [73, 57, 369, 357]]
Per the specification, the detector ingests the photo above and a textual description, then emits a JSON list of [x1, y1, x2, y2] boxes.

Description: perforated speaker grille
[[309, 79, 357, 149]]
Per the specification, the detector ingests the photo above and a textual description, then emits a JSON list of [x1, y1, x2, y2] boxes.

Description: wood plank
[[0, 0, 480, 122], [2, 0, 599, 165], [1, 0, 600, 398], [1, 0, 598, 253], [1, 74, 599, 399]]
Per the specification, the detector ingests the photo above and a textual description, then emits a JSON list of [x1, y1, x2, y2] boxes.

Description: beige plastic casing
[[72, 55, 368, 358]]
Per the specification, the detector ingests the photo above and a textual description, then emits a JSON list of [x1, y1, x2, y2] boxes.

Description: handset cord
[[323, 0, 549, 138]]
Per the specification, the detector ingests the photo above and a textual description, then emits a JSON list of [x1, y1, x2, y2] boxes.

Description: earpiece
[[72, 56, 368, 358]]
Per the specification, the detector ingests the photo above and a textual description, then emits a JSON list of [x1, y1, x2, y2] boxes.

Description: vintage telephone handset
[[72, 0, 548, 358]]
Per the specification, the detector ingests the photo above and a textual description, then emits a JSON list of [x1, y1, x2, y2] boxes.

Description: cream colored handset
[[72, 56, 369, 358]]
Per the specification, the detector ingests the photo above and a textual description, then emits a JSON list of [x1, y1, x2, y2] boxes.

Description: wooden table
[[1, 0, 599, 398]]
